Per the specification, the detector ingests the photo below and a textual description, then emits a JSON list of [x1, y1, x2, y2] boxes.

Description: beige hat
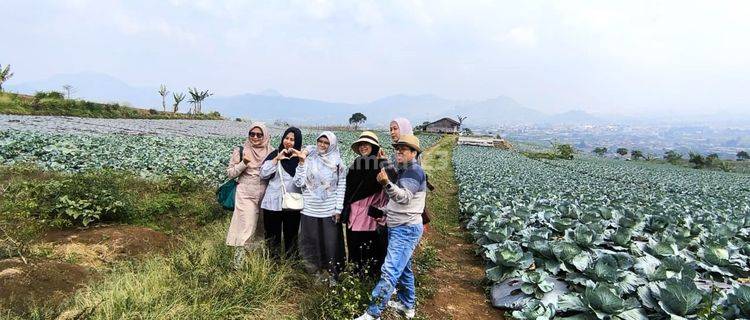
[[351, 131, 381, 153], [392, 134, 421, 153]]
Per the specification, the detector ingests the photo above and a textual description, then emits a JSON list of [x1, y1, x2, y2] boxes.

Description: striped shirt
[[384, 160, 427, 227], [293, 163, 347, 218]]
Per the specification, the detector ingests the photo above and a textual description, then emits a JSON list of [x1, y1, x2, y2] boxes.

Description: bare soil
[[419, 136, 505, 320], [0, 258, 90, 314], [44, 224, 172, 258], [0, 225, 172, 313], [420, 228, 505, 320]]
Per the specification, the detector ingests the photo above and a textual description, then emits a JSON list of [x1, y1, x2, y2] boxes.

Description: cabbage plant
[[511, 300, 555, 320]]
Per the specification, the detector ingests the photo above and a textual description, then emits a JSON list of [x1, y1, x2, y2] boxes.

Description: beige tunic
[[225, 147, 269, 247]]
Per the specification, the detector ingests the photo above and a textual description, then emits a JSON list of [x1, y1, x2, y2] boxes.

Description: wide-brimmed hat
[[351, 131, 381, 153], [392, 134, 421, 153]]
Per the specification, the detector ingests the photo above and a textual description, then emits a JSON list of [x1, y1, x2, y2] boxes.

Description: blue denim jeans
[[366, 223, 423, 317]]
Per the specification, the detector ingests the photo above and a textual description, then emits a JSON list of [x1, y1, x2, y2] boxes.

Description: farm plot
[[454, 145, 750, 319], [0, 115, 261, 137], [0, 130, 439, 184]]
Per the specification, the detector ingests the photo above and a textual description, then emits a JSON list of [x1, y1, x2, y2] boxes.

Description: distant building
[[425, 117, 460, 134]]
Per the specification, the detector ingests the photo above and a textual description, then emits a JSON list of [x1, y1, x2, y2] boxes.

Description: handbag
[[217, 145, 243, 211], [279, 161, 304, 210]]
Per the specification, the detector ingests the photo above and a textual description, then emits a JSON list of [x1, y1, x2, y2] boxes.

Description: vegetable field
[[454, 145, 750, 319], [0, 125, 439, 184]]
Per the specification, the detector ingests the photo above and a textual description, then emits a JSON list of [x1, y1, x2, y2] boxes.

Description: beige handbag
[[278, 161, 304, 210]]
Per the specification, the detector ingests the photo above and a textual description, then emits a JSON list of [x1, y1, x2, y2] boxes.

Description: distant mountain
[[361, 94, 457, 125], [7, 72, 159, 108], [7, 72, 634, 127], [257, 89, 283, 97], [452, 96, 545, 125], [209, 94, 355, 124]]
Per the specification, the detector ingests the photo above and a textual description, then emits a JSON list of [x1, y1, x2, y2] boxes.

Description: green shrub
[[5, 172, 130, 227], [166, 170, 202, 193], [556, 144, 575, 160], [34, 91, 65, 100]]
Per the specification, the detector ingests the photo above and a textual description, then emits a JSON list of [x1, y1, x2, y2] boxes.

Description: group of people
[[225, 117, 427, 319]]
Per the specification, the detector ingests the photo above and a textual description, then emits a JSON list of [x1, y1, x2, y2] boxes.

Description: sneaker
[[387, 300, 415, 318], [354, 312, 379, 320]]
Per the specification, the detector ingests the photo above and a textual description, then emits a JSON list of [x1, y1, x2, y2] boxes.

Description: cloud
[[501, 26, 537, 48], [113, 13, 198, 45]]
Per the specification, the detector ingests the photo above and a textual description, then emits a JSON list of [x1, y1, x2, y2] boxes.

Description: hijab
[[391, 117, 414, 137], [305, 131, 344, 201], [264, 127, 302, 176], [242, 122, 271, 168], [344, 142, 386, 206], [389, 117, 423, 165]]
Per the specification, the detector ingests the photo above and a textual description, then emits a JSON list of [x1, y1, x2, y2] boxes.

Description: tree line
[[592, 146, 749, 170], [158, 84, 213, 114]]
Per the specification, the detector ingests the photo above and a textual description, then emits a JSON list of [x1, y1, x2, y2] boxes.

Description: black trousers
[[346, 227, 388, 278], [263, 209, 301, 258]]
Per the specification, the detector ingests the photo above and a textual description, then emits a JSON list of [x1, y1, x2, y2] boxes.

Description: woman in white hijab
[[292, 131, 347, 281], [226, 122, 272, 268]]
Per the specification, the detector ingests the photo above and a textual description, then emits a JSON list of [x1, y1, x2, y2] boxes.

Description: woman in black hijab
[[342, 131, 389, 277], [260, 127, 304, 258]]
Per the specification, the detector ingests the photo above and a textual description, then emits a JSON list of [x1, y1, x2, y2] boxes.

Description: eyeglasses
[[249, 132, 264, 138]]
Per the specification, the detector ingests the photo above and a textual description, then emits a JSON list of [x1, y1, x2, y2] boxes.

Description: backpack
[[216, 145, 244, 211]]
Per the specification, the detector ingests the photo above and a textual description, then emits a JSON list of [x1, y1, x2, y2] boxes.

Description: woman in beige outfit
[[226, 122, 272, 266]]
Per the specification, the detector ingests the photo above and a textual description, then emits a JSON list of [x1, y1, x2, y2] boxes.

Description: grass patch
[[0, 91, 222, 119], [23, 222, 297, 319], [423, 135, 460, 233], [0, 165, 224, 261]]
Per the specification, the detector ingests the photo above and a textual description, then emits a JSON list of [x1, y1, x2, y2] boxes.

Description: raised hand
[[276, 149, 291, 161], [376, 168, 390, 186], [290, 148, 307, 163], [377, 149, 386, 159]]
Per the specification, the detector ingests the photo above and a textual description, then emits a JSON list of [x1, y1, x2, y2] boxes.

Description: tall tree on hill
[[172, 92, 186, 114], [349, 112, 367, 130], [0, 64, 14, 92], [737, 150, 749, 161], [188, 87, 213, 114], [457, 114, 468, 127], [158, 85, 170, 112], [62, 84, 75, 99]]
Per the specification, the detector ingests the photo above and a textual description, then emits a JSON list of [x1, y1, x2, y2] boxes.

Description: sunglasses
[[249, 132, 264, 138]]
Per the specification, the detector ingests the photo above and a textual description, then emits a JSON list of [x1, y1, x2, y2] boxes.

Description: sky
[[2, 0, 750, 116]]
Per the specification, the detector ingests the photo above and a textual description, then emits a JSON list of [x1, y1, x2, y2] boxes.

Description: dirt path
[[420, 136, 504, 320]]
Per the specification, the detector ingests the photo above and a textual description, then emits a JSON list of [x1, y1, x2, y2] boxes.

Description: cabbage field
[[0, 123, 439, 184], [454, 145, 750, 319]]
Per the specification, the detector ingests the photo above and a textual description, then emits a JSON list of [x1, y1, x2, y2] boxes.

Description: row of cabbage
[[0, 130, 439, 184], [538, 155, 750, 202], [1, 115, 260, 137], [454, 145, 750, 319]]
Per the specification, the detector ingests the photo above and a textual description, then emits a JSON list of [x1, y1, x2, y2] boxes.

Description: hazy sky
[[3, 0, 749, 115]]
